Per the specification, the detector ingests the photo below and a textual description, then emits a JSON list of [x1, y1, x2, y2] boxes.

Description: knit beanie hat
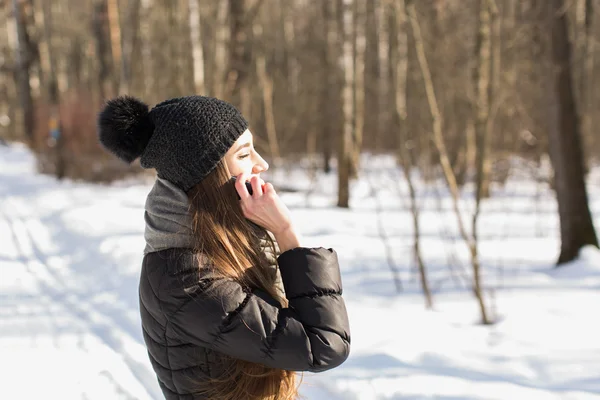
[[97, 95, 248, 192]]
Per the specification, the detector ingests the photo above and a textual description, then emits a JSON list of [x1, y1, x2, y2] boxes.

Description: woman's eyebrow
[[235, 142, 252, 152]]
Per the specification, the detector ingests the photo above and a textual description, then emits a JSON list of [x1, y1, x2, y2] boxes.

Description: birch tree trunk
[[106, 0, 121, 93], [377, 1, 389, 152], [407, 0, 491, 324], [139, 0, 153, 98], [351, 0, 365, 178], [490, 0, 503, 183], [473, 0, 492, 200], [213, 1, 229, 99], [164, 0, 180, 98], [338, 0, 354, 208], [188, 0, 206, 95], [321, 0, 336, 174], [365, 0, 380, 150], [393, 0, 432, 309], [178, 0, 195, 96]]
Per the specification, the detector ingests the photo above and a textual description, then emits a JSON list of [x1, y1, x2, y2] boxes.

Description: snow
[[1, 142, 599, 400]]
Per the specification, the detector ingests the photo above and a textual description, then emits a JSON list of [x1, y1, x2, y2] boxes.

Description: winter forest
[[1, 0, 600, 399]]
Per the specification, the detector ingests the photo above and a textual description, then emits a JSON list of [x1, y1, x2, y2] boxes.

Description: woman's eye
[[238, 154, 250, 159]]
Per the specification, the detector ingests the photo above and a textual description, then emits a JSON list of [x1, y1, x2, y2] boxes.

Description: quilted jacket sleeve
[[168, 247, 351, 372]]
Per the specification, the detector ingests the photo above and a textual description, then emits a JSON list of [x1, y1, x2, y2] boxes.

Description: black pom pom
[[97, 96, 154, 163]]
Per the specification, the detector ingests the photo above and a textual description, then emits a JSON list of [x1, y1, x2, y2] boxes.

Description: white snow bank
[[1, 143, 599, 399]]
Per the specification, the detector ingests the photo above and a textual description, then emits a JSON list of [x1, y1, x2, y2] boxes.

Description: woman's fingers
[[263, 182, 275, 195], [259, 178, 267, 194], [235, 174, 269, 205], [235, 173, 251, 201], [250, 175, 263, 198]]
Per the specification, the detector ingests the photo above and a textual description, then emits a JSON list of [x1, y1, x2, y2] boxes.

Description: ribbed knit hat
[[97, 95, 248, 192]]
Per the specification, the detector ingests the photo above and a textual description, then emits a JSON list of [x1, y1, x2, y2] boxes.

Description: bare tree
[[225, 0, 250, 114], [320, 0, 338, 174], [0, 6, 15, 141], [407, 0, 491, 324], [253, 19, 280, 164], [188, 0, 206, 95], [138, 0, 153, 98], [12, 0, 35, 144], [364, 0, 380, 151], [92, 0, 115, 99], [393, 0, 433, 309], [106, 0, 121, 92], [350, 0, 365, 177], [580, 0, 595, 164], [544, 0, 599, 265], [213, 1, 229, 99], [470, 0, 498, 286], [40, 1, 65, 179], [338, 0, 355, 208], [119, 0, 141, 94], [5, 0, 600, 303], [473, 0, 493, 200]]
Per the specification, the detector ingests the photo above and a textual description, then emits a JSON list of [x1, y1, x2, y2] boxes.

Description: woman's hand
[[234, 173, 293, 235]]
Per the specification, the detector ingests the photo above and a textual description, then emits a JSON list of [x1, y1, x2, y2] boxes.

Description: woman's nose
[[252, 154, 269, 174]]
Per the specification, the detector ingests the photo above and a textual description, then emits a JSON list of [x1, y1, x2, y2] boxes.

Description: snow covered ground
[[1, 142, 600, 400]]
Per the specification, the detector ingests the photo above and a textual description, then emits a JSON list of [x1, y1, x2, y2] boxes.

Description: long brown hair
[[186, 159, 300, 400]]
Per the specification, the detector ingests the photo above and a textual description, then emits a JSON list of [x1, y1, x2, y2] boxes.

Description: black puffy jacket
[[139, 246, 351, 399]]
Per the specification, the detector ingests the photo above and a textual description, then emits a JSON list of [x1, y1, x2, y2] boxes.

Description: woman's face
[[224, 129, 269, 178]]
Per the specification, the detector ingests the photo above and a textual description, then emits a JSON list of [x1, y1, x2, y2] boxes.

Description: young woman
[[98, 95, 350, 400]]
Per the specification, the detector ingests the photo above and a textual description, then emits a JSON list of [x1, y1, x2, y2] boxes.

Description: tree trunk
[[545, 0, 599, 265], [465, 118, 476, 182], [164, 0, 180, 98], [580, 0, 594, 170], [407, 0, 491, 324], [377, 2, 390, 152], [92, 0, 115, 100], [41, 1, 65, 179], [106, 0, 121, 94], [473, 0, 492, 200], [177, 0, 195, 97], [321, 0, 335, 174], [119, 0, 141, 95], [350, 0, 365, 179], [225, 0, 250, 109], [489, 0, 501, 159], [338, 0, 354, 208], [254, 21, 280, 164], [139, 0, 153, 98], [188, 0, 206, 95], [213, 1, 229, 99], [283, 3, 299, 99], [12, 0, 35, 145], [393, 0, 432, 309], [364, 0, 380, 150], [0, 10, 12, 141], [459, 0, 492, 191]]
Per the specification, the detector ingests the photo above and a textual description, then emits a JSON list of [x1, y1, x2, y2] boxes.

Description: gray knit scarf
[[143, 177, 284, 296], [144, 177, 195, 254]]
